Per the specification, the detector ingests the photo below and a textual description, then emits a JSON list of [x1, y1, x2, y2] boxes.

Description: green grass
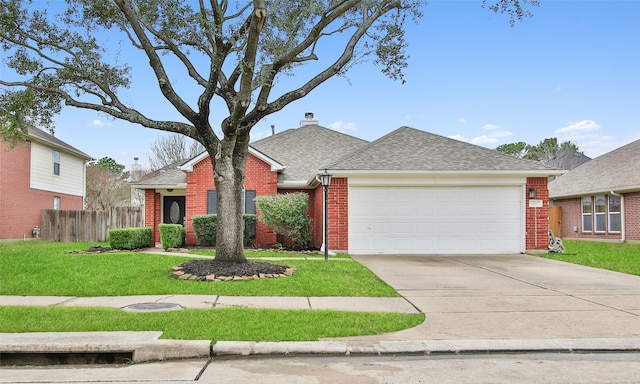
[[538, 240, 640, 276], [0, 241, 398, 297], [0, 306, 424, 342], [0, 241, 423, 341]]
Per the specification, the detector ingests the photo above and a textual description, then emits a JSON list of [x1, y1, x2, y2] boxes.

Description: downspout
[[611, 191, 625, 242]]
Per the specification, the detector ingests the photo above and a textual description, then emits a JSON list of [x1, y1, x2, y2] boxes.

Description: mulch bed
[[70, 245, 295, 282], [172, 260, 295, 282]]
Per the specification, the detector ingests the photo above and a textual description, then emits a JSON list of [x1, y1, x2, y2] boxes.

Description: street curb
[[0, 332, 211, 363], [212, 338, 640, 357]]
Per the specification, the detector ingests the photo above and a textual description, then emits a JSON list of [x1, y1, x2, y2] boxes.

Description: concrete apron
[[338, 254, 640, 341]]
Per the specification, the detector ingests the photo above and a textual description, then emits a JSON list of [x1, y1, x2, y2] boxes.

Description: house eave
[[326, 169, 564, 177], [277, 181, 316, 190], [180, 147, 284, 172], [550, 185, 640, 200], [130, 183, 187, 190]]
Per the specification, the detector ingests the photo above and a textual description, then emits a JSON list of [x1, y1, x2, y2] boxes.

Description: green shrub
[[192, 214, 257, 246], [243, 214, 257, 246], [158, 224, 185, 249], [255, 193, 312, 248], [108, 227, 152, 250], [192, 214, 217, 246]]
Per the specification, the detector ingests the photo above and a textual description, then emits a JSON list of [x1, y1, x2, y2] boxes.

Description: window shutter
[[245, 190, 256, 214], [207, 190, 217, 214]]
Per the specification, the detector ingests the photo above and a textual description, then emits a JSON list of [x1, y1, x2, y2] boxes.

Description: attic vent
[[300, 112, 318, 127]]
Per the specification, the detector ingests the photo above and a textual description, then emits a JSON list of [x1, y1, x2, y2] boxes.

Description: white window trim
[[594, 195, 606, 233], [581, 196, 592, 232], [53, 150, 61, 176], [608, 195, 622, 233]]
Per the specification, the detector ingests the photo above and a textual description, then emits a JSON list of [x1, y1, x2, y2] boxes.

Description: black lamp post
[[320, 169, 333, 261]]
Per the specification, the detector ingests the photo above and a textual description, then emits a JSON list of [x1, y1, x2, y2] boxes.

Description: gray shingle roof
[[549, 139, 640, 198], [251, 124, 369, 184], [327, 126, 557, 172], [28, 127, 93, 160], [129, 159, 188, 188]]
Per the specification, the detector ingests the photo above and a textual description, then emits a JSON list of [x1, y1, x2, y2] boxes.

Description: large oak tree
[[0, 0, 537, 262]]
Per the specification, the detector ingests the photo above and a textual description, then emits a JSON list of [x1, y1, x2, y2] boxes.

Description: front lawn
[[0, 241, 398, 297], [0, 306, 424, 342], [0, 241, 424, 341], [539, 240, 640, 276]]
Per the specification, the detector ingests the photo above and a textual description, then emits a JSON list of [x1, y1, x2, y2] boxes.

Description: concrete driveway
[[345, 254, 640, 341]]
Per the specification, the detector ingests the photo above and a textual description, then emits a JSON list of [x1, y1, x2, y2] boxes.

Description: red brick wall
[[525, 177, 550, 250], [1, 140, 83, 240], [182, 155, 279, 246], [553, 192, 640, 241], [312, 185, 324, 248], [309, 178, 348, 251], [328, 177, 349, 251], [144, 189, 162, 244], [626, 192, 640, 241]]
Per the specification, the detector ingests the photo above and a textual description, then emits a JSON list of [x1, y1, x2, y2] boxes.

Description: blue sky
[[49, 0, 640, 170]]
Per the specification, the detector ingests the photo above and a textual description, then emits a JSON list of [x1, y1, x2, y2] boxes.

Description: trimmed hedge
[[158, 224, 185, 249], [108, 227, 152, 250], [192, 214, 256, 246]]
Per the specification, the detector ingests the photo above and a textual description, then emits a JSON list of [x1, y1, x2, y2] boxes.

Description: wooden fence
[[40, 207, 145, 242]]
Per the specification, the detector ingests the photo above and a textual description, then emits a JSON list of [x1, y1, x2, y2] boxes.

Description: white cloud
[[482, 123, 499, 131], [555, 120, 601, 136], [448, 134, 468, 142], [456, 118, 467, 124], [471, 130, 512, 145], [329, 120, 357, 133], [87, 119, 108, 128]]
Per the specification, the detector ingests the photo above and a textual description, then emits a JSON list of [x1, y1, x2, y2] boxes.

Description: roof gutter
[[550, 185, 640, 200]]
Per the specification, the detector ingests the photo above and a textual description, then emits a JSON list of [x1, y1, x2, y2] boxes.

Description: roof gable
[[328, 126, 559, 173], [180, 147, 284, 173], [550, 138, 640, 198], [251, 124, 369, 184], [27, 127, 93, 160]]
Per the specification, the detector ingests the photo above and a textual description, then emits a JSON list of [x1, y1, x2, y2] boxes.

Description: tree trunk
[[213, 134, 249, 263]]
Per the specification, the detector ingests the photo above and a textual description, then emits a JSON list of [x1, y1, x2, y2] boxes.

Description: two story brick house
[[0, 127, 92, 240]]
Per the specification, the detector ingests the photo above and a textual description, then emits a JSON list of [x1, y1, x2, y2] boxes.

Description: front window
[[594, 195, 606, 232], [54, 196, 61, 210], [608, 195, 621, 232], [581, 197, 592, 232], [53, 150, 60, 175]]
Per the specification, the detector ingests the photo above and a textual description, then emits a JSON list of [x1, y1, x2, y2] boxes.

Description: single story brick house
[[549, 139, 640, 242], [133, 115, 562, 254]]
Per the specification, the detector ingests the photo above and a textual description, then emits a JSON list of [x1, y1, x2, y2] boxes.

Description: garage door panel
[[349, 186, 522, 255]]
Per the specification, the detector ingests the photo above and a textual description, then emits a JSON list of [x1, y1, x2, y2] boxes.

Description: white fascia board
[[180, 147, 284, 172], [330, 169, 564, 178], [550, 185, 640, 199], [130, 183, 187, 189], [278, 181, 316, 189]]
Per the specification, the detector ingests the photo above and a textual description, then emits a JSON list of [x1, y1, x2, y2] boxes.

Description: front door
[[163, 196, 186, 225]]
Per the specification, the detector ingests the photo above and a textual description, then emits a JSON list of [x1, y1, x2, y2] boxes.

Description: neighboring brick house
[[132, 114, 562, 254], [0, 127, 92, 240], [549, 139, 640, 242]]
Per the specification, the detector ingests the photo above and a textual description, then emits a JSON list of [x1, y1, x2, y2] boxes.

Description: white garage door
[[349, 186, 523, 255]]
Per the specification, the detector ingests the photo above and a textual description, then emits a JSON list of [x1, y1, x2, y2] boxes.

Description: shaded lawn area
[[0, 306, 424, 342], [539, 240, 640, 276], [0, 241, 398, 297]]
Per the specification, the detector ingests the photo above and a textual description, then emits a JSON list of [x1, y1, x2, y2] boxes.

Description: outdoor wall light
[[528, 188, 536, 199]]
